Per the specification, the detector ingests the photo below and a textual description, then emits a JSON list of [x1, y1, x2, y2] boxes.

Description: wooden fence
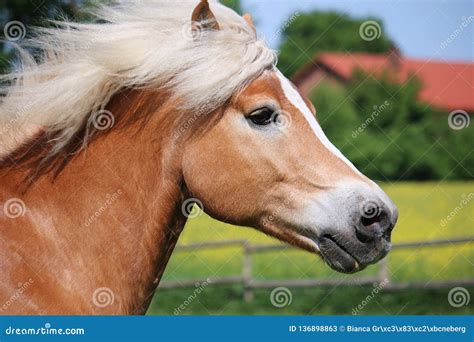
[[158, 237, 474, 301]]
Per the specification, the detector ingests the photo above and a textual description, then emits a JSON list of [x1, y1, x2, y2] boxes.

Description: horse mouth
[[318, 235, 364, 274]]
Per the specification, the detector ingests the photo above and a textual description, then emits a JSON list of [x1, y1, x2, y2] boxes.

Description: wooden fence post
[[243, 242, 254, 302]]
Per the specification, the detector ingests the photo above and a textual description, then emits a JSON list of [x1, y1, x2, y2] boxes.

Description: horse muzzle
[[315, 199, 398, 274]]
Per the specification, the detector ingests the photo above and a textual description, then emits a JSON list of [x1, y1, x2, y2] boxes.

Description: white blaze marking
[[276, 70, 362, 175]]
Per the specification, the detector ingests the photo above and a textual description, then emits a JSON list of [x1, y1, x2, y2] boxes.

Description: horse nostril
[[356, 205, 391, 243]]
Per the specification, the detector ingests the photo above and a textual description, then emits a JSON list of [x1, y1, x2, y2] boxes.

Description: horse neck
[[1, 90, 189, 314]]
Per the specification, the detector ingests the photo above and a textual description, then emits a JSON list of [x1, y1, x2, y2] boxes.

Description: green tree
[[0, 0, 79, 25], [0, 0, 81, 73], [310, 72, 473, 181], [278, 11, 394, 77]]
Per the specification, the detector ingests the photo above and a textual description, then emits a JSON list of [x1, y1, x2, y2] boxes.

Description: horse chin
[[260, 222, 383, 274], [291, 231, 365, 273], [317, 235, 365, 274]]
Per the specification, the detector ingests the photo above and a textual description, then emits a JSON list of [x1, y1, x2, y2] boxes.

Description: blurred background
[[1, 0, 472, 315]]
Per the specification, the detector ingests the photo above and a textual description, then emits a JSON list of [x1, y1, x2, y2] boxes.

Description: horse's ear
[[191, 0, 220, 31], [243, 13, 256, 34]]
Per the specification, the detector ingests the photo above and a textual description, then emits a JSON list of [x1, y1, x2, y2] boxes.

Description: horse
[[0, 0, 398, 315]]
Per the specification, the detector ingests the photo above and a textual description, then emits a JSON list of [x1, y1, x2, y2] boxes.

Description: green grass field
[[148, 182, 474, 315]]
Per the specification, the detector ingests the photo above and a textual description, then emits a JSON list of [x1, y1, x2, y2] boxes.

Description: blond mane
[[0, 0, 276, 159]]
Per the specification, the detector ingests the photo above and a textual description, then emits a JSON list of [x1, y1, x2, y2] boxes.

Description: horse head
[[181, 1, 398, 273]]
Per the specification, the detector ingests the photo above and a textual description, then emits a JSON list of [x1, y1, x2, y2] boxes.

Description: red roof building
[[292, 51, 474, 112]]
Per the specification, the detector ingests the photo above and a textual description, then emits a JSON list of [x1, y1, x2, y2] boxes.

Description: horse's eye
[[248, 108, 277, 126]]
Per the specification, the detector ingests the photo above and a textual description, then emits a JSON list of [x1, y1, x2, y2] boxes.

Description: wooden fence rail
[[158, 236, 474, 301]]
